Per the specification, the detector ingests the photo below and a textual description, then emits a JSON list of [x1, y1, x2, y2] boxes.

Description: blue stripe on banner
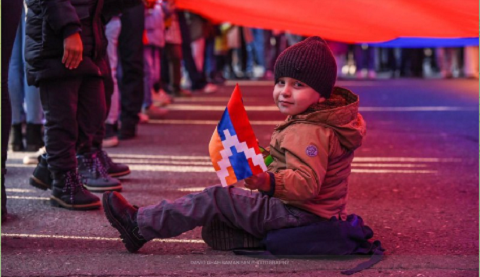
[[369, 37, 479, 48], [229, 145, 253, 180], [217, 109, 237, 140]]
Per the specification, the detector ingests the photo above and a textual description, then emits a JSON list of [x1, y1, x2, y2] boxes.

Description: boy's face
[[273, 77, 325, 115]]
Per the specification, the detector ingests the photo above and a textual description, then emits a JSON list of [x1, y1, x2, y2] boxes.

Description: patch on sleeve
[[305, 145, 318, 157]]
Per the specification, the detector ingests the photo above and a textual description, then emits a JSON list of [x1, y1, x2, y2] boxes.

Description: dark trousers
[[118, 5, 144, 131], [1, 0, 23, 214], [39, 77, 106, 173], [92, 66, 114, 149], [178, 11, 207, 90], [164, 43, 183, 91]]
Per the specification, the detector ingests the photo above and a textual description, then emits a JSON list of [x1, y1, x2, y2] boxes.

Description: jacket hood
[[276, 86, 366, 151]]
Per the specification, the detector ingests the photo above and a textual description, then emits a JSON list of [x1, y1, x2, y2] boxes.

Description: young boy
[[25, 0, 142, 209], [103, 36, 366, 252]]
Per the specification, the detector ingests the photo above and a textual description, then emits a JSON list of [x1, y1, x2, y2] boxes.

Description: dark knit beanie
[[274, 36, 337, 98]]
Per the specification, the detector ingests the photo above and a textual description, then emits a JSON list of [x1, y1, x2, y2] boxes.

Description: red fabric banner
[[177, 0, 479, 43]]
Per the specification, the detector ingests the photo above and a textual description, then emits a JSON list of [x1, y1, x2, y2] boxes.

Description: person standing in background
[[8, 4, 44, 154], [117, 4, 146, 139], [2, 0, 23, 222], [141, 0, 170, 120]]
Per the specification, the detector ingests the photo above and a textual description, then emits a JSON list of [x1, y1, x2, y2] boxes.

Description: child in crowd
[[25, 0, 142, 209], [103, 36, 366, 252]]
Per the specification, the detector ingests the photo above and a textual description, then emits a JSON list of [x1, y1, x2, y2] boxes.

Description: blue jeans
[[8, 5, 43, 124], [137, 185, 324, 240], [354, 45, 376, 71], [251, 28, 265, 68]]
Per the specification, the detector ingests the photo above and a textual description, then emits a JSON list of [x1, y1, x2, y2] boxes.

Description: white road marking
[[352, 169, 437, 174], [6, 188, 36, 193], [149, 119, 281, 125], [351, 163, 427, 167], [7, 196, 50, 200], [1, 233, 204, 244], [166, 104, 476, 112]]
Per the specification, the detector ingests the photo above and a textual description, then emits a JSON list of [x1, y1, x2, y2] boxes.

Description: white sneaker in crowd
[[142, 105, 168, 119], [103, 136, 119, 148], [138, 112, 150, 124], [356, 70, 366, 79], [153, 89, 173, 106], [202, 83, 218, 94], [23, 146, 46, 165]]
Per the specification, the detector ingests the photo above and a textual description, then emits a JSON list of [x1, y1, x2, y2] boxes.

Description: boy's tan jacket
[[268, 87, 366, 220]]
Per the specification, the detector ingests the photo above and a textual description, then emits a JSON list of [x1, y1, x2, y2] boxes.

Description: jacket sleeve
[[41, 0, 81, 37], [102, 0, 143, 18], [272, 126, 330, 202]]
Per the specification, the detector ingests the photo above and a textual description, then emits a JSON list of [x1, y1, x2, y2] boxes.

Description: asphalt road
[[2, 79, 479, 277]]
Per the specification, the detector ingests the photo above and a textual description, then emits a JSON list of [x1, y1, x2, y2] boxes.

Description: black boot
[[9, 123, 24, 152], [25, 123, 44, 152], [103, 191, 147, 252], [96, 149, 130, 177], [50, 170, 101, 210], [29, 154, 53, 190], [77, 151, 122, 192]]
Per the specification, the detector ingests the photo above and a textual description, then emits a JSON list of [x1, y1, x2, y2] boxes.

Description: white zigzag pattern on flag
[[216, 129, 267, 186]]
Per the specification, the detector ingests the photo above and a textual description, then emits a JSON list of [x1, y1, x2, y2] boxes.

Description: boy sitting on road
[[103, 36, 366, 252]]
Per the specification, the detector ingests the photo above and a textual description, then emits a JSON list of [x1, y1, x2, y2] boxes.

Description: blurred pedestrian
[[118, 4, 146, 138], [142, 0, 169, 119], [8, 4, 44, 153], [1, 0, 23, 223], [354, 44, 376, 79]]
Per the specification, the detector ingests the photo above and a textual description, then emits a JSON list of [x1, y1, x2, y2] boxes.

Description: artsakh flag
[[209, 84, 267, 186]]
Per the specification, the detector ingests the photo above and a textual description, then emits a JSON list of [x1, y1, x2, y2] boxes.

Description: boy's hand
[[244, 172, 270, 192], [62, 32, 83, 70]]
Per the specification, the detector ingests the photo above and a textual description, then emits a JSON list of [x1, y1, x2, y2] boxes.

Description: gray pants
[[137, 185, 323, 240]]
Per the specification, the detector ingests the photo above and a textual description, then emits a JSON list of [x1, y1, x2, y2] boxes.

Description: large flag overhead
[[209, 85, 267, 186], [177, 0, 479, 44]]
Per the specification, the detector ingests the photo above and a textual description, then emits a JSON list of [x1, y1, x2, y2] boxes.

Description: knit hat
[[274, 36, 337, 98]]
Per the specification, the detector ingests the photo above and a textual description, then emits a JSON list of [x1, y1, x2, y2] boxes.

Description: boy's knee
[[203, 185, 227, 194]]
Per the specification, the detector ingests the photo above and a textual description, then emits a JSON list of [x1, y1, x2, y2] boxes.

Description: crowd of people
[[3, 0, 479, 221]]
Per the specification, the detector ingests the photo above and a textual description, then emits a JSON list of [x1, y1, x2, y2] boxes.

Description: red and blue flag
[[209, 84, 267, 186]]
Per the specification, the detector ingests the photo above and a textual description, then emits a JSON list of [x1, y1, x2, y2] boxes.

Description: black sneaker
[[97, 150, 131, 178], [77, 152, 122, 192], [25, 123, 44, 152], [103, 123, 119, 148], [103, 191, 147, 253], [201, 218, 264, 251], [29, 154, 53, 190], [50, 170, 101, 210], [118, 123, 137, 140]]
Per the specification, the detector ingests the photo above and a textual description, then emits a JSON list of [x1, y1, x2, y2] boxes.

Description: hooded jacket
[[25, 0, 141, 86], [268, 86, 366, 220]]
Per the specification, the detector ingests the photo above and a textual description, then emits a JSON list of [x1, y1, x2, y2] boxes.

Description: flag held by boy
[[209, 84, 267, 186]]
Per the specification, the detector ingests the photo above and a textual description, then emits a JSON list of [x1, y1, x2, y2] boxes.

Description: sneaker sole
[[23, 157, 39, 165], [109, 169, 131, 178], [102, 192, 143, 253], [84, 184, 123, 192], [201, 220, 263, 251], [29, 176, 51, 190], [50, 196, 101, 210]]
